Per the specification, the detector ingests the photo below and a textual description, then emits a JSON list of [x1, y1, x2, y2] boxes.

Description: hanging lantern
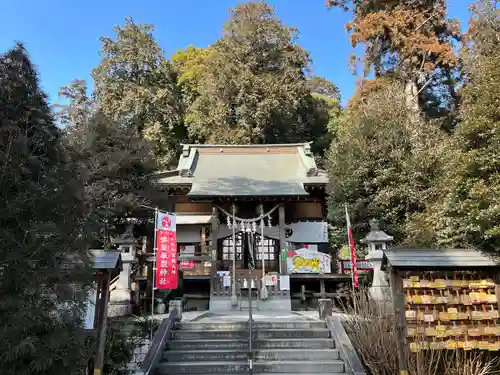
[[240, 221, 245, 232], [267, 214, 272, 227], [226, 215, 232, 229], [251, 221, 256, 233]]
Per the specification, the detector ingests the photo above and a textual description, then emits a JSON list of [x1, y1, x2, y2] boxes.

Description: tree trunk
[[404, 79, 420, 118]]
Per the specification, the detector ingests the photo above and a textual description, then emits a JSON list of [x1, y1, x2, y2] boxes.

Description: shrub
[[337, 290, 498, 375]]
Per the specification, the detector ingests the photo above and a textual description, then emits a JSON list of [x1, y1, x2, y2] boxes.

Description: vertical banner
[[155, 211, 178, 290], [345, 205, 359, 289]]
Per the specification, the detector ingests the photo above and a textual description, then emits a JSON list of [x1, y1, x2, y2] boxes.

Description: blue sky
[[0, 1, 470, 106]]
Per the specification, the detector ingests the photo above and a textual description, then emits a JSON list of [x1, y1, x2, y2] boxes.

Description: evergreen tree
[[327, 0, 461, 128], [65, 111, 159, 248], [92, 17, 184, 167], [0, 45, 91, 375], [53, 79, 95, 135], [184, 2, 331, 156], [436, 0, 500, 252], [327, 81, 451, 247]]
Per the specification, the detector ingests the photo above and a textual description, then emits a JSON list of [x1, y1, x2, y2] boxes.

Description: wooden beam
[[389, 266, 409, 375], [93, 271, 111, 375], [495, 271, 500, 313], [201, 226, 206, 254], [320, 279, 326, 299], [210, 206, 219, 291], [279, 204, 286, 274]]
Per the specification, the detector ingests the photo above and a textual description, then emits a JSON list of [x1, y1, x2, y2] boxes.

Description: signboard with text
[[286, 248, 331, 274], [155, 211, 178, 290]]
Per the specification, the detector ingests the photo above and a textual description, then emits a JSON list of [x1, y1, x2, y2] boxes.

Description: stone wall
[[127, 338, 151, 373]]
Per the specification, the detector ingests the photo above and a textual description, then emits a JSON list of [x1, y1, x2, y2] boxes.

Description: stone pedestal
[[109, 224, 138, 317], [365, 249, 391, 308], [108, 262, 133, 317], [361, 219, 393, 311], [169, 299, 183, 320], [156, 299, 166, 314], [318, 298, 333, 320]]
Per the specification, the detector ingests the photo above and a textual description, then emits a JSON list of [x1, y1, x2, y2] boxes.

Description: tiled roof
[[89, 250, 122, 271], [154, 143, 327, 197], [383, 248, 499, 268]]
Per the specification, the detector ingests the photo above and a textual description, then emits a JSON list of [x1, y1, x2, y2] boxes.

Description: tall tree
[[0, 45, 91, 375], [307, 76, 343, 160], [65, 110, 159, 248], [327, 0, 461, 127], [92, 17, 183, 166], [327, 81, 451, 247], [435, 0, 500, 252], [308, 76, 343, 135], [171, 45, 211, 108], [53, 79, 95, 131], [185, 2, 330, 152]]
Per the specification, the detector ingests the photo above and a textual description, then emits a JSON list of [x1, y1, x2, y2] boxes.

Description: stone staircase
[[156, 319, 346, 374]]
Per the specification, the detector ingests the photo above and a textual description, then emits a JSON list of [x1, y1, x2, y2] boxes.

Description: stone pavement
[[192, 310, 321, 322]]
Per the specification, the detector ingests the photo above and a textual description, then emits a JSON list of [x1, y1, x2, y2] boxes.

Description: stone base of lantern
[[108, 289, 132, 317]]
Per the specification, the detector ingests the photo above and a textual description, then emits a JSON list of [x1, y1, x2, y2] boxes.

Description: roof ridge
[[180, 142, 312, 148]]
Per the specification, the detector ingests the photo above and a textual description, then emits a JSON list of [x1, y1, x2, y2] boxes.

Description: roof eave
[[180, 142, 313, 149]]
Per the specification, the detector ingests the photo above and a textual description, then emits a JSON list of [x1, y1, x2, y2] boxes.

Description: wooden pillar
[[210, 206, 219, 291], [201, 226, 207, 254], [320, 279, 326, 299], [389, 267, 409, 375], [494, 271, 500, 313], [92, 279, 101, 330], [279, 204, 286, 274], [93, 272, 111, 375]]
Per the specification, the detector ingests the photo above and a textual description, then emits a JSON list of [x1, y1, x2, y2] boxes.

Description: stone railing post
[[318, 298, 333, 320]]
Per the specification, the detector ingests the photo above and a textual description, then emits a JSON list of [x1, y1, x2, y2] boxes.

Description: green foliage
[[0, 44, 92, 375], [327, 81, 451, 248], [328, 0, 461, 129], [183, 2, 331, 155], [92, 17, 184, 166], [171, 45, 211, 106], [64, 7, 341, 171], [53, 79, 95, 131], [65, 111, 159, 248], [435, 0, 500, 252], [83, 317, 159, 375]]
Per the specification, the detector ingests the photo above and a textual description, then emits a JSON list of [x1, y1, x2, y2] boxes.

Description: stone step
[[175, 321, 326, 330], [168, 339, 335, 351], [254, 348, 340, 361], [157, 360, 345, 374], [163, 348, 340, 362], [172, 328, 330, 340], [163, 349, 247, 362]]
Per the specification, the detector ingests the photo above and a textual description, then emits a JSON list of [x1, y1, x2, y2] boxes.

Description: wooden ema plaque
[[403, 271, 500, 352]]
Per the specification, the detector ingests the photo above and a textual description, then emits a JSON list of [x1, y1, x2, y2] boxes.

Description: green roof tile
[[155, 143, 327, 197]]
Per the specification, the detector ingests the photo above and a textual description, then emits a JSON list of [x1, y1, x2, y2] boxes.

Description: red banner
[[155, 211, 178, 290], [345, 206, 359, 289]]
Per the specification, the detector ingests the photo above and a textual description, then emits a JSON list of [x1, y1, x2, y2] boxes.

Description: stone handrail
[[140, 309, 180, 375], [211, 275, 290, 298], [326, 315, 366, 375]]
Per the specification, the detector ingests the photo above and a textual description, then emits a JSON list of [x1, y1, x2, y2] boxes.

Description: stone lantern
[[108, 224, 138, 317], [361, 219, 393, 303]]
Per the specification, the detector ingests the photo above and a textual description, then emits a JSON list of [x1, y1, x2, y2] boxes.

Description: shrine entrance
[[219, 232, 279, 271], [209, 203, 291, 312]]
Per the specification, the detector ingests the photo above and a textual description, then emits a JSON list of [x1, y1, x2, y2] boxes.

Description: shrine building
[[153, 142, 349, 311]]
